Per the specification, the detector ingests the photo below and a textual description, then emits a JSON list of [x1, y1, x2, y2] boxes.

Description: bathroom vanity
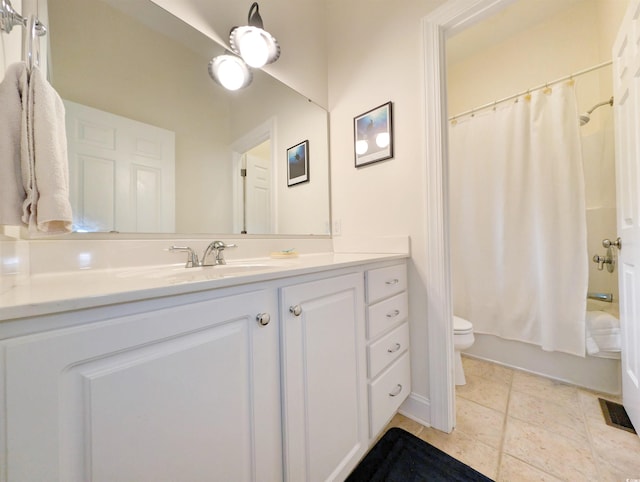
[[0, 252, 410, 482]]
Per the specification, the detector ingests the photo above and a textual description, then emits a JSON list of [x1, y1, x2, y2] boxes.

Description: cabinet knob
[[256, 313, 271, 326], [289, 305, 302, 317], [389, 384, 403, 397]]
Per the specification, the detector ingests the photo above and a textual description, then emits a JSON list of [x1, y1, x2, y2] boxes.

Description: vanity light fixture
[[229, 2, 280, 69], [208, 52, 252, 91]]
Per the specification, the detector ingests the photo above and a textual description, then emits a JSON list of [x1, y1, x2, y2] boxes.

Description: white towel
[[585, 310, 621, 357], [0, 62, 28, 225], [22, 65, 72, 235]]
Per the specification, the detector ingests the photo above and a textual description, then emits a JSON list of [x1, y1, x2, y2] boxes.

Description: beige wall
[[48, 0, 330, 236], [49, 0, 234, 233]]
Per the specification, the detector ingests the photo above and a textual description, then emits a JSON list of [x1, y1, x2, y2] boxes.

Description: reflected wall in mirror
[[48, 0, 330, 235]]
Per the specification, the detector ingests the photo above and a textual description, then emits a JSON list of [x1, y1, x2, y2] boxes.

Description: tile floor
[[387, 356, 640, 481]]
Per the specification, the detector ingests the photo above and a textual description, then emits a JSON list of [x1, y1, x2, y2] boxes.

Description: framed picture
[[287, 140, 309, 186], [354, 101, 394, 167]]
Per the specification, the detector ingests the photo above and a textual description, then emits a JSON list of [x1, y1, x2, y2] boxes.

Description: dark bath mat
[[346, 427, 494, 482], [599, 398, 637, 434]]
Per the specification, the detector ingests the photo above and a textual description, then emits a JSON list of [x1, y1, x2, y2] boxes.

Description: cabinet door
[[1, 291, 281, 482], [281, 273, 368, 482]]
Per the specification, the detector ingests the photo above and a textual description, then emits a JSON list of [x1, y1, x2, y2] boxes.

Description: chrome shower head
[[579, 96, 613, 126]]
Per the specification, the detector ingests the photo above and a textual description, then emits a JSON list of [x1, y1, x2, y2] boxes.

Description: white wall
[[151, 0, 328, 109], [327, 0, 447, 416], [0, 0, 23, 77], [229, 72, 330, 235]]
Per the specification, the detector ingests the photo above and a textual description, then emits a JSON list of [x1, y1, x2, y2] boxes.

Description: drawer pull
[[389, 384, 403, 397], [386, 309, 400, 318], [385, 278, 400, 285], [387, 343, 401, 353]]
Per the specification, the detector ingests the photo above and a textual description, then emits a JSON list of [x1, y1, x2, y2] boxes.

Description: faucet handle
[[212, 241, 237, 250], [169, 246, 200, 268]]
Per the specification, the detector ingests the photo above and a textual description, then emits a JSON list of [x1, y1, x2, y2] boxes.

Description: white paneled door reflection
[[64, 100, 175, 233]]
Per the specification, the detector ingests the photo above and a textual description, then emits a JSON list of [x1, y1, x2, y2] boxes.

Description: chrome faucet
[[169, 241, 237, 268], [202, 240, 237, 266]]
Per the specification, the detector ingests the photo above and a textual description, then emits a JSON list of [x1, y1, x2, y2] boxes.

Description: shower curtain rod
[[449, 59, 613, 121]]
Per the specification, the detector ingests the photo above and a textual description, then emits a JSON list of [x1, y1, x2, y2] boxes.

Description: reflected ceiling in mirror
[[48, 0, 330, 236]]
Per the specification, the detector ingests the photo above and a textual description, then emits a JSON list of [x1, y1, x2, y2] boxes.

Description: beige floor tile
[[456, 372, 511, 413], [596, 456, 640, 482], [508, 389, 588, 443], [373, 359, 640, 482], [586, 416, 640, 475], [498, 454, 563, 482], [418, 426, 500, 480], [455, 396, 505, 449], [577, 388, 622, 423], [511, 371, 579, 409], [384, 413, 424, 437], [462, 356, 515, 384], [503, 416, 599, 481]]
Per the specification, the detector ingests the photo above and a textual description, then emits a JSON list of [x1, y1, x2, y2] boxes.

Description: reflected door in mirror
[[65, 101, 176, 233]]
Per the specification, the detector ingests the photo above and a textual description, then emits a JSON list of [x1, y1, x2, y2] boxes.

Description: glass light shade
[[230, 26, 280, 68], [376, 132, 390, 148], [355, 140, 369, 155], [208, 54, 252, 91]]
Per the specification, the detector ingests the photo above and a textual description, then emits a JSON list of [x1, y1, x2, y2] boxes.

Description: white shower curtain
[[449, 82, 588, 357]]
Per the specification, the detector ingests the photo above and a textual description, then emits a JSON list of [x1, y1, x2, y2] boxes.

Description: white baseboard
[[398, 392, 431, 427]]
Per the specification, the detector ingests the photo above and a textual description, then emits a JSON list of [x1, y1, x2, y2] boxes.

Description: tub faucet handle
[[602, 237, 622, 250], [592, 252, 615, 273]]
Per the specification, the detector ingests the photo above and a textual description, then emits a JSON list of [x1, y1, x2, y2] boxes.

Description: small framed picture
[[354, 101, 394, 167], [287, 140, 309, 186]]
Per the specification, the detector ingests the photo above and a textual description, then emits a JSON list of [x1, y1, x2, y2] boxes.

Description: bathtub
[[464, 299, 622, 394]]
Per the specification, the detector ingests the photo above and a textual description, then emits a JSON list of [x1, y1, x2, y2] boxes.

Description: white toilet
[[453, 316, 475, 386]]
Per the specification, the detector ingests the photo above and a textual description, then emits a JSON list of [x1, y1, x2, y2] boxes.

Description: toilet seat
[[453, 316, 473, 334]]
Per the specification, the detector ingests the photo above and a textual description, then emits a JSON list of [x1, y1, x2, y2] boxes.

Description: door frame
[[230, 117, 277, 234], [421, 0, 517, 432]]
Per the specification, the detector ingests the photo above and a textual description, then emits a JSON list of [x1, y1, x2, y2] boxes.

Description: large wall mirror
[[48, 0, 330, 236]]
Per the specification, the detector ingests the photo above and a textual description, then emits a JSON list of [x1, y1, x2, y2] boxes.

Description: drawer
[[368, 322, 410, 378], [369, 351, 411, 438], [366, 264, 407, 304], [367, 292, 408, 340]]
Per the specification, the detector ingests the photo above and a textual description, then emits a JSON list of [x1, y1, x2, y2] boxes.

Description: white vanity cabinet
[[0, 289, 282, 482], [365, 263, 411, 437], [280, 272, 368, 482], [0, 255, 409, 482]]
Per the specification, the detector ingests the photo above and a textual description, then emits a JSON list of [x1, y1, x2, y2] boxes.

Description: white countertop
[[0, 252, 407, 321]]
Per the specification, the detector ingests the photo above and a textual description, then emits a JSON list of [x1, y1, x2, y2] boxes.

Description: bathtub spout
[[587, 292, 613, 303]]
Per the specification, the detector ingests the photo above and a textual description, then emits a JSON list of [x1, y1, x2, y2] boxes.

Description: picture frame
[[354, 101, 394, 167], [287, 140, 309, 186]]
